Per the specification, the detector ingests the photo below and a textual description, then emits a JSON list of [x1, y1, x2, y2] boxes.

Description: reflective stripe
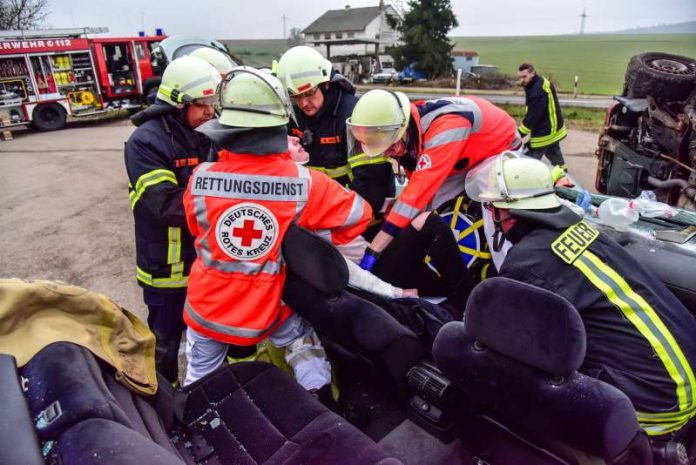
[[392, 200, 420, 220], [572, 249, 696, 435], [290, 70, 323, 80], [167, 227, 181, 264], [191, 171, 309, 202], [295, 164, 311, 219], [344, 195, 366, 227], [423, 127, 471, 150], [130, 169, 178, 209], [530, 126, 567, 148], [518, 123, 531, 135], [180, 75, 217, 93], [308, 163, 352, 180], [185, 301, 282, 339], [136, 267, 188, 288], [543, 78, 558, 135], [420, 98, 483, 133], [347, 152, 391, 169]]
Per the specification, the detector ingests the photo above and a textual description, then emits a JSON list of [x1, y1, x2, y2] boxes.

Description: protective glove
[[358, 247, 380, 272], [575, 189, 592, 212]]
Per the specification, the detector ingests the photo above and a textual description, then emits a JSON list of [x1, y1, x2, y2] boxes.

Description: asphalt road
[[0, 117, 599, 321]]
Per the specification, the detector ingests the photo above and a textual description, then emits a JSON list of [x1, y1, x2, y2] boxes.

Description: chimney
[[345, 5, 350, 10]]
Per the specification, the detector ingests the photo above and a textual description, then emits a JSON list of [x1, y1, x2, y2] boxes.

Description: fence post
[[573, 75, 579, 99], [455, 68, 462, 96]]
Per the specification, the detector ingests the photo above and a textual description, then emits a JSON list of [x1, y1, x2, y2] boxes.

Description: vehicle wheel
[[32, 103, 67, 131], [624, 52, 696, 101]]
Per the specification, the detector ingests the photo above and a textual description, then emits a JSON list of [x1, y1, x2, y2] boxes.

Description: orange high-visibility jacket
[[183, 150, 371, 346], [385, 96, 518, 233]]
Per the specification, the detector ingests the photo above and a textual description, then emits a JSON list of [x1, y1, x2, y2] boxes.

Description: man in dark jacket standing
[[466, 153, 696, 448], [124, 56, 221, 382], [275, 46, 395, 216], [518, 62, 569, 181]]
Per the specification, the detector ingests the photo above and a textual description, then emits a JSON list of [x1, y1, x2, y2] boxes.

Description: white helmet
[[189, 47, 236, 76], [218, 66, 295, 128], [465, 152, 561, 210], [157, 55, 221, 107]]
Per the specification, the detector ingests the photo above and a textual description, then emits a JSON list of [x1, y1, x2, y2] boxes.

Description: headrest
[[464, 277, 586, 376], [282, 225, 349, 294]]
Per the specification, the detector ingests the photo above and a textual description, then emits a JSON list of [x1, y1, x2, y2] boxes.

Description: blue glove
[[359, 248, 380, 271], [576, 189, 592, 212]]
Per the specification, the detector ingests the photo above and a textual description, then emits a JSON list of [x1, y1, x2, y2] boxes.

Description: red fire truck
[[0, 28, 166, 131]]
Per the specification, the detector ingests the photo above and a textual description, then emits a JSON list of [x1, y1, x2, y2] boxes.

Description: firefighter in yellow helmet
[[275, 46, 395, 218], [467, 153, 696, 445], [124, 55, 221, 382]]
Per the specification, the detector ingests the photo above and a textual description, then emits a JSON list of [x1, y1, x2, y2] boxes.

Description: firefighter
[[347, 90, 520, 273], [124, 55, 221, 383], [275, 46, 394, 217], [182, 66, 372, 390], [465, 153, 696, 445], [517, 62, 569, 184]]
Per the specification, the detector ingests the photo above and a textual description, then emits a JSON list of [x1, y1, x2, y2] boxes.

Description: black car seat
[[2, 341, 402, 465], [433, 277, 654, 465]]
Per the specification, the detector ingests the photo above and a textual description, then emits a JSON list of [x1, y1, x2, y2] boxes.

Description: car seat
[[1, 341, 402, 465], [433, 277, 653, 465]]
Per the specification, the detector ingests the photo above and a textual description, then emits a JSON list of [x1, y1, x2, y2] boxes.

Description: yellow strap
[[457, 219, 484, 242], [458, 244, 491, 259]]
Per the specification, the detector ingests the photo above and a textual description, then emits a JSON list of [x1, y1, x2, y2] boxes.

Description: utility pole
[[579, 7, 587, 35], [281, 14, 287, 39]]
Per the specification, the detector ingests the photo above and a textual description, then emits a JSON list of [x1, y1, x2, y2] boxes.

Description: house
[[302, 3, 400, 59], [452, 50, 480, 73]]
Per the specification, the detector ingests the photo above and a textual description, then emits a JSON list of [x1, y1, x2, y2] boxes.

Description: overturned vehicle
[[595, 52, 696, 211]]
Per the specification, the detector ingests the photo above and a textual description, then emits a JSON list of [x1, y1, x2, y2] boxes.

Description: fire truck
[[0, 27, 166, 131]]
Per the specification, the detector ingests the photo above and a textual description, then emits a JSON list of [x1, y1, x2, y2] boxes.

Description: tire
[[624, 52, 696, 101], [31, 103, 67, 131]]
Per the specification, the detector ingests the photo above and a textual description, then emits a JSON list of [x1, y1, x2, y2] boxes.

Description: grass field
[[221, 34, 696, 95], [453, 34, 696, 95]]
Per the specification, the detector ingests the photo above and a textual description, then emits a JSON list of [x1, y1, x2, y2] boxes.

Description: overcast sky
[[44, 0, 696, 39]]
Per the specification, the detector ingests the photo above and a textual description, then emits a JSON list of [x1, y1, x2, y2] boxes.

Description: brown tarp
[[0, 278, 157, 395]]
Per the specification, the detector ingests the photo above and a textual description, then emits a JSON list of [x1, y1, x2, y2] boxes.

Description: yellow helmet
[[189, 47, 235, 76], [465, 152, 561, 210], [156, 56, 221, 107], [275, 46, 332, 95], [218, 66, 294, 128], [346, 89, 411, 157]]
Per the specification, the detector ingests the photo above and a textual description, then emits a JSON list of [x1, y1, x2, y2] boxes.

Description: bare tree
[[0, 0, 49, 30], [287, 27, 304, 47]]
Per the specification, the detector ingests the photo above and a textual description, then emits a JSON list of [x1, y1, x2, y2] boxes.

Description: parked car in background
[[371, 67, 399, 84], [595, 52, 696, 211]]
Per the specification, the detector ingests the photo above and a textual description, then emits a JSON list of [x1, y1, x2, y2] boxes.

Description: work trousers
[[183, 313, 331, 390], [143, 288, 187, 383], [527, 142, 566, 167], [374, 213, 474, 316]]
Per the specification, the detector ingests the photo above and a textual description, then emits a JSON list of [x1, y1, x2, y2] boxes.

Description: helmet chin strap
[[491, 206, 507, 252]]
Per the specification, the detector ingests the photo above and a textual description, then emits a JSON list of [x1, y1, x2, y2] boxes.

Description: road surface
[[0, 118, 599, 321]]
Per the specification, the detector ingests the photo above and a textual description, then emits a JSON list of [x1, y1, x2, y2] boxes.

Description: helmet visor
[[346, 121, 403, 157], [465, 152, 519, 203]]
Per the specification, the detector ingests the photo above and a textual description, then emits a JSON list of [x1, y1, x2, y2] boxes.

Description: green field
[[221, 34, 696, 95], [453, 34, 696, 95]]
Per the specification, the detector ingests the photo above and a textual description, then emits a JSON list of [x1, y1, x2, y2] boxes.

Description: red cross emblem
[[416, 154, 431, 171], [232, 219, 263, 246]]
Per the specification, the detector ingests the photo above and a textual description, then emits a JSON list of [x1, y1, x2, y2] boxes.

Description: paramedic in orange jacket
[[182, 67, 371, 388], [347, 90, 520, 270]]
